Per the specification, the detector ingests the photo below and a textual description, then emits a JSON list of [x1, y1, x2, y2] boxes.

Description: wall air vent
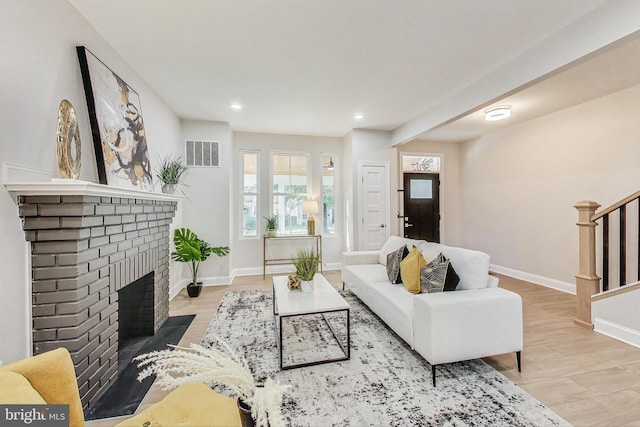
[[185, 140, 219, 167]]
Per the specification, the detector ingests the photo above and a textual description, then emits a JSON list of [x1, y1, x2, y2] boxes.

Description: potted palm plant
[[291, 248, 320, 292], [156, 154, 188, 194], [171, 228, 230, 297], [263, 215, 278, 237]]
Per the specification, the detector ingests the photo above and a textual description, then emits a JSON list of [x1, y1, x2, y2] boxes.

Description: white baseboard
[[324, 262, 342, 271], [230, 262, 342, 279], [168, 263, 343, 300], [169, 284, 182, 300], [489, 264, 576, 295], [594, 318, 640, 349], [202, 276, 234, 286], [169, 276, 234, 300], [232, 265, 291, 277]]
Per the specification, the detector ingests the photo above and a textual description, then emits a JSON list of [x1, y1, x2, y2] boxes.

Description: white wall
[[232, 132, 343, 275], [178, 120, 232, 285], [349, 129, 398, 250], [0, 0, 183, 364], [398, 140, 462, 246], [458, 83, 640, 291]]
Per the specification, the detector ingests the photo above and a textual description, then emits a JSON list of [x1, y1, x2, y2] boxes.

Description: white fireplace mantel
[[4, 179, 183, 202]]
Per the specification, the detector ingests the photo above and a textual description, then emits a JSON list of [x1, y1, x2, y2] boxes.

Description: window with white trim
[[272, 153, 309, 235], [322, 155, 336, 235], [241, 151, 259, 237]]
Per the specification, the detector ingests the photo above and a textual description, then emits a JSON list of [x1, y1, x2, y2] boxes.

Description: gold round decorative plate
[[56, 99, 81, 179]]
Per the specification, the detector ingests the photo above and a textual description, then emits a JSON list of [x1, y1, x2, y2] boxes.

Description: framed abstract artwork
[[76, 46, 153, 191]]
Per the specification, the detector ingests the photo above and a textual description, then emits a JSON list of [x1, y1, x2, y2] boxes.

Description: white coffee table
[[272, 274, 350, 369]]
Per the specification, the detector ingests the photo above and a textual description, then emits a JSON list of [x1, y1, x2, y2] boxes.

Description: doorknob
[[405, 223, 413, 228], [380, 224, 386, 228]]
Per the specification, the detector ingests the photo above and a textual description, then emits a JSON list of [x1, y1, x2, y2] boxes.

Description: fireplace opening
[[118, 272, 155, 340], [117, 272, 155, 374], [86, 268, 193, 420]]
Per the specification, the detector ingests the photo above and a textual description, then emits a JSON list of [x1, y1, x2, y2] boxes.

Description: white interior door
[[359, 163, 389, 250]]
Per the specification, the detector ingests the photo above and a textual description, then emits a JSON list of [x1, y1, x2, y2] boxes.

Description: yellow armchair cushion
[[0, 348, 85, 427], [116, 382, 241, 427], [0, 371, 47, 404]]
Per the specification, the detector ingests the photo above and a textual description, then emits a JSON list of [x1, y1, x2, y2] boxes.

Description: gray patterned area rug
[[203, 290, 570, 427]]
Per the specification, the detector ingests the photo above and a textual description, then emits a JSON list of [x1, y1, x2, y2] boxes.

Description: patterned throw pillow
[[420, 252, 460, 293], [386, 245, 408, 284], [400, 246, 428, 294]]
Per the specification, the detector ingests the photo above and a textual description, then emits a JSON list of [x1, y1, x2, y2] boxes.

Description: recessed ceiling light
[[484, 106, 511, 121], [354, 114, 364, 120], [231, 103, 243, 111]]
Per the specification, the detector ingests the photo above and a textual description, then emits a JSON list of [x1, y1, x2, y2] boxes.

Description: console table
[[263, 235, 322, 278]]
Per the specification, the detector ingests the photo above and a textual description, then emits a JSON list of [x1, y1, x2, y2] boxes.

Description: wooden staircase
[[575, 191, 640, 330]]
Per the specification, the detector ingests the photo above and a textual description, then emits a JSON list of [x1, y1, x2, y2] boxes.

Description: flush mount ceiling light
[[354, 114, 364, 120], [484, 106, 511, 121], [231, 103, 243, 111]]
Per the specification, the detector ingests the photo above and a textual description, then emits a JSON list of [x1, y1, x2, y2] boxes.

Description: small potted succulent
[[156, 154, 188, 194], [171, 228, 229, 297], [263, 215, 278, 237], [291, 248, 320, 292]]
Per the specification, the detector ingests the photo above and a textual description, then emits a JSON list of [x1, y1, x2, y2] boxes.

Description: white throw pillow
[[417, 241, 490, 290], [378, 236, 424, 265], [417, 241, 444, 263], [440, 245, 490, 290]]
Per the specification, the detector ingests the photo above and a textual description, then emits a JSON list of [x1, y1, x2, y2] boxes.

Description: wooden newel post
[[574, 200, 601, 329]]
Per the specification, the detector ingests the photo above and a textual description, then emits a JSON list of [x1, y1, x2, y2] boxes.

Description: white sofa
[[342, 236, 523, 385]]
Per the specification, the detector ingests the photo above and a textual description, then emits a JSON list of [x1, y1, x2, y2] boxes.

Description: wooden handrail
[[592, 281, 640, 302], [592, 190, 640, 221]]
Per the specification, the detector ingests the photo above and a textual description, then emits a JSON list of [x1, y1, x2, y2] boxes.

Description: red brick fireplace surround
[[6, 181, 179, 411]]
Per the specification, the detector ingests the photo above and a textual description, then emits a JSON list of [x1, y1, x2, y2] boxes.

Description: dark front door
[[403, 173, 440, 242]]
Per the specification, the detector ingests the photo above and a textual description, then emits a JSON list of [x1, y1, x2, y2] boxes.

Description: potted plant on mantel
[[156, 154, 188, 194], [263, 215, 278, 237], [171, 228, 230, 297], [291, 248, 320, 293]]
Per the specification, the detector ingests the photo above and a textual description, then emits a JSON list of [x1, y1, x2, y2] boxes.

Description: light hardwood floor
[[88, 271, 640, 427]]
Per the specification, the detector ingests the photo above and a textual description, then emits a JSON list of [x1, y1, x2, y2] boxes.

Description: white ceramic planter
[[161, 183, 176, 194], [300, 280, 314, 293]]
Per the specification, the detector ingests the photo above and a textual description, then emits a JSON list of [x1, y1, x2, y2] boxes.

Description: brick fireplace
[[7, 181, 179, 411]]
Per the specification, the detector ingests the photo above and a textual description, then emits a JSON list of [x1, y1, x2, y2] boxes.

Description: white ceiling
[[67, 0, 640, 142], [424, 32, 640, 141]]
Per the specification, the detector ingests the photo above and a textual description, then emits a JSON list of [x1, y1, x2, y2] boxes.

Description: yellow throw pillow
[[0, 371, 47, 404], [116, 382, 241, 427], [400, 246, 428, 294]]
